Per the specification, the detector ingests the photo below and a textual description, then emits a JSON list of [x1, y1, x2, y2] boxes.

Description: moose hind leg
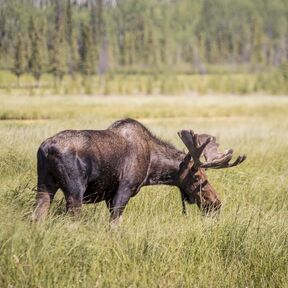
[[57, 156, 88, 219], [32, 176, 58, 222]]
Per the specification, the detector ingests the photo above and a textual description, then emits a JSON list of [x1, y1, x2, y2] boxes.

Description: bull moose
[[32, 118, 246, 224]]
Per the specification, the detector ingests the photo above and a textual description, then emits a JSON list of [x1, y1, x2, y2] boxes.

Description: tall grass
[[0, 95, 287, 287], [0, 70, 287, 96]]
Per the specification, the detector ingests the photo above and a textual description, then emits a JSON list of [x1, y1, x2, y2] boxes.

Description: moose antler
[[177, 130, 246, 170]]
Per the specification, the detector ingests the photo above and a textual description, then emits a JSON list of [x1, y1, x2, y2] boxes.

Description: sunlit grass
[[0, 70, 287, 96], [0, 94, 287, 287]]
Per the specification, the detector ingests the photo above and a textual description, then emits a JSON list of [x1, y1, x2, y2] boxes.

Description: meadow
[[0, 93, 287, 287], [0, 70, 287, 97]]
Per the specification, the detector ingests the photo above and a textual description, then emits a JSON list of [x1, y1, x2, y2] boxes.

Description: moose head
[[177, 130, 246, 215]]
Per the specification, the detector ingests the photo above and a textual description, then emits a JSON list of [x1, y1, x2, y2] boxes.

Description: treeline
[[0, 0, 287, 84]]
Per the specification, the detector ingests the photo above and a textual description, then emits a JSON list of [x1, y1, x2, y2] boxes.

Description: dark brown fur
[[32, 119, 222, 223]]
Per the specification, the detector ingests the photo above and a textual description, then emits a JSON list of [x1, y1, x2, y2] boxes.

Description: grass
[[0, 94, 288, 287], [0, 69, 287, 96]]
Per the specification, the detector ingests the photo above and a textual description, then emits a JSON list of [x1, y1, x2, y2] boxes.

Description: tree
[[0, 0, 288, 78], [79, 24, 96, 76], [13, 36, 28, 86], [50, 33, 67, 83], [50, 1, 67, 83], [66, 0, 78, 76], [29, 28, 46, 86], [65, 0, 73, 44], [0, 9, 6, 68]]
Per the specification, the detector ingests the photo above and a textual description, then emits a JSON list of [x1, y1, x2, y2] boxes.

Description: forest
[[0, 0, 287, 94]]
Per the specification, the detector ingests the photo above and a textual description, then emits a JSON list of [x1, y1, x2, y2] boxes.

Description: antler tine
[[201, 151, 233, 169], [191, 130, 213, 159], [214, 154, 247, 169], [178, 130, 212, 169]]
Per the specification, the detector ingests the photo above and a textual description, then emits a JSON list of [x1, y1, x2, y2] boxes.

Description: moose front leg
[[65, 193, 83, 219], [109, 185, 133, 228], [180, 189, 187, 215]]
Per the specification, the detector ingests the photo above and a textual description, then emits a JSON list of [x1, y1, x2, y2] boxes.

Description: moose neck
[[145, 140, 185, 186]]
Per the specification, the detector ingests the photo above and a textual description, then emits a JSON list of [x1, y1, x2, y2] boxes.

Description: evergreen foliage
[[13, 37, 28, 85], [29, 26, 46, 86], [79, 24, 96, 76], [50, 1, 67, 82], [50, 33, 67, 82], [0, 0, 287, 83]]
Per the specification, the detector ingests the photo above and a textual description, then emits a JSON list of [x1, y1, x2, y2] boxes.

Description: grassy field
[[0, 94, 287, 287], [0, 70, 287, 96]]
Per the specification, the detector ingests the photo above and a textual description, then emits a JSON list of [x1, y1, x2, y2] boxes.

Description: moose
[[32, 118, 246, 224]]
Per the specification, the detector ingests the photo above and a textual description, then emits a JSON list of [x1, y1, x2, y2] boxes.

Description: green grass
[[0, 70, 287, 96], [0, 94, 288, 287]]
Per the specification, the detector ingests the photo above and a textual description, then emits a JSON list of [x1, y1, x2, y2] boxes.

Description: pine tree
[[50, 1, 67, 83], [0, 9, 6, 68], [90, 3, 98, 46], [55, 1, 65, 33], [29, 29, 45, 87], [50, 33, 67, 83], [91, 0, 104, 45], [28, 17, 36, 44], [66, 0, 78, 76], [79, 24, 95, 76], [66, 0, 72, 44], [13, 36, 28, 86], [91, 0, 107, 76]]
